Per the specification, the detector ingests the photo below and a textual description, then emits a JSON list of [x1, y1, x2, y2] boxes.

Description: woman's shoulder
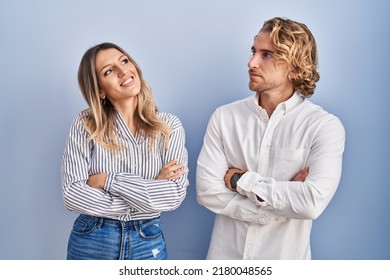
[[156, 111, 183, 130], [67, 109, 91, 134], [71, 109, 90, 124]]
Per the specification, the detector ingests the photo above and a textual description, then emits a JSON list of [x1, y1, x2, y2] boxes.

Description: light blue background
[[0, 0, 389, 259]]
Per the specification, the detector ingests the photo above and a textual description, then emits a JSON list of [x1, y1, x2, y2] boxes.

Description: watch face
[[230, 173, 241, 189], [232, 173, 240, 181]]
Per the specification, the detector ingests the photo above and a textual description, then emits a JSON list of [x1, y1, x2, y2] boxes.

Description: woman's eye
[[121, 58, 129, 64], [104, 69, 112, 76]]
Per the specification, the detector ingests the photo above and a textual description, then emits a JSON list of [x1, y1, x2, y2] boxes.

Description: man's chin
[[249, 83, 261, 92]]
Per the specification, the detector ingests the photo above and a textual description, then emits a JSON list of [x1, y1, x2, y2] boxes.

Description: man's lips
[[249, 70, 262, 78]]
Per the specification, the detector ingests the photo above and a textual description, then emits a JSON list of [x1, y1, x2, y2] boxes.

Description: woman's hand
[[87, 173, 107, 189], [156, 159, 186, 180]]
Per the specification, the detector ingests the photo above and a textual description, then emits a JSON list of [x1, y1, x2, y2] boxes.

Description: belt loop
[[134, 219, 141, 232], [96, 217, 104, 229]]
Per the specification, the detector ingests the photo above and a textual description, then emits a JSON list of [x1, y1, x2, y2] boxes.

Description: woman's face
[[95, 48, 141, 105]]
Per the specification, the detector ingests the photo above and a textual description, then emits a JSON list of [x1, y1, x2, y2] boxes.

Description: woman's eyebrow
[[98, 54, 127, 74]]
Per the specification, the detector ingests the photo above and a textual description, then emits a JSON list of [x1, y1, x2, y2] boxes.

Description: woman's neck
[[113, 97, 138, 135]]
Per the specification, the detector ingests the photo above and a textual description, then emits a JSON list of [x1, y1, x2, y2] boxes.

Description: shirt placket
[[243, 223, 259, 260], [243, 108, 285, 259], [257, 108, 284, 175]]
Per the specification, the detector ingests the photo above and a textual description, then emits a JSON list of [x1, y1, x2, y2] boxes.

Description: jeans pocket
[[138, 218, 163, 239], [71, 215, 99, 235]]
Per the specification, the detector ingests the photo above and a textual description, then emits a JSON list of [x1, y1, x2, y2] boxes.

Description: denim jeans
[[67, 214, 167, 260]]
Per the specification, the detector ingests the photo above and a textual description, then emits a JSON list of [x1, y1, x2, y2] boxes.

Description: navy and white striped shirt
[[61, 110, 189, 221]]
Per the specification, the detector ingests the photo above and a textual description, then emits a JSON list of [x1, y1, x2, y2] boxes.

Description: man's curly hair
[[260, 17, 320, 97]]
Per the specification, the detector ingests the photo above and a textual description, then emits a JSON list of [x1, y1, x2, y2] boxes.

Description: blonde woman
[[62, 43, 189, 260]]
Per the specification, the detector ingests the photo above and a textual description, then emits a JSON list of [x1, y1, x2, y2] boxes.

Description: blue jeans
[[67, 214, 167, 260]]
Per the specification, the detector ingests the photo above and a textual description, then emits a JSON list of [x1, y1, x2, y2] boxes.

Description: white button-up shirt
[[196, 93, 345, 259]]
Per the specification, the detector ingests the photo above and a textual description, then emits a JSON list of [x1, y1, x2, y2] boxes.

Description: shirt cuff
[[236, 171, 269, 207], [104, 172, 116, 192]]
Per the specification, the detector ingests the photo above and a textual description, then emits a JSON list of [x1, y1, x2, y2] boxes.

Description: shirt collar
[[282, 92, 304, 113], [253, 92, 304, 114]]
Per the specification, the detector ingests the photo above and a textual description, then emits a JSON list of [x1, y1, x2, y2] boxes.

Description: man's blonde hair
[[260, 17, 320, 97]]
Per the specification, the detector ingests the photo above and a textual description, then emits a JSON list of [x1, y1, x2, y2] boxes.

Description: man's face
[[248, 32, 292, 95]]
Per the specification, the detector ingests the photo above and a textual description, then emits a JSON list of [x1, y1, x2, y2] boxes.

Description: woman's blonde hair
[[260, 17, 320, 97], [77, 42, 170, 151]]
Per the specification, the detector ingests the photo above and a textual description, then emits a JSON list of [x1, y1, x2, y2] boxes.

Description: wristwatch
[[230, 172, 244, 190]]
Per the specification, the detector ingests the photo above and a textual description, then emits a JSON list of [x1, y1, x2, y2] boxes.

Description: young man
[[196, 17, 345, 259]]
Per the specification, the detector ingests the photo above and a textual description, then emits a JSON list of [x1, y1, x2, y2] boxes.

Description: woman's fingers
[[157, 160, 186, 180]]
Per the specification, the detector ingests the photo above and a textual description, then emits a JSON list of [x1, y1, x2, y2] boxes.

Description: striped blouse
[[61, 110, 189, 221]]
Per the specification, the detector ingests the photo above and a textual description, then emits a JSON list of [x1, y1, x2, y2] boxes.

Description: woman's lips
[[121, 77, 134, 86]]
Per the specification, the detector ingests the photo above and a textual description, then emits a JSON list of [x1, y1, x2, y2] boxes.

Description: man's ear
[[288, 70, 298, 81]]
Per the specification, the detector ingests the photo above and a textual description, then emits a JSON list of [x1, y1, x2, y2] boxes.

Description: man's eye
[[104, 69, 112, 76], [262, 52, 272, 58]]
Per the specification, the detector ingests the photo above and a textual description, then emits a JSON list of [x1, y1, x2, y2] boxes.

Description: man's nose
[[248, 55, 259, 69]]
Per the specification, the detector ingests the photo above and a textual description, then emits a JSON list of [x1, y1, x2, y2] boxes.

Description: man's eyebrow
[[251, 46, 274, 53], [260, 48, 274, 53]]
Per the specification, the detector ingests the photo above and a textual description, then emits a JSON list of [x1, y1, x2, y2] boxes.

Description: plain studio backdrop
[[0, 0, 389, 260]]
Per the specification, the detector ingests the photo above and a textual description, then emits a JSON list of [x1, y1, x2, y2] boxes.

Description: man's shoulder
[[302, 99, 336, 116], [300, 99, 343, 127], [216, 95, 253, 113]]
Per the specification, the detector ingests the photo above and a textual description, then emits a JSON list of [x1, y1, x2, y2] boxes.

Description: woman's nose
[[117, 65, 127, 77]]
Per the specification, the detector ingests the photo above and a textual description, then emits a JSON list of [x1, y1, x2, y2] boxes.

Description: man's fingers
[[292, 167, 309, 182]]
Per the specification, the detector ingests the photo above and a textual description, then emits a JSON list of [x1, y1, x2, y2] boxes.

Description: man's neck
[[258, 90, 294, 117]]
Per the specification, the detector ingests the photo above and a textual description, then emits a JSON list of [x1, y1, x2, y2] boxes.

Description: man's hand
[[291, 167, 309, 182], [224, 167, 309, 203], [224, 168, 246, 192]]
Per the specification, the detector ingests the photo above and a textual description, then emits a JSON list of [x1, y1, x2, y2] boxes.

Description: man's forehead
[[253, 32, 274, 50]]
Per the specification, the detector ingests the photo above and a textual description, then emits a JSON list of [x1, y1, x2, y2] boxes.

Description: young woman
[[61, 42, 189, 260]]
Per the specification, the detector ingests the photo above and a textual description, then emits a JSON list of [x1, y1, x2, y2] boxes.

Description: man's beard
[[249, 81, 275, 93]]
